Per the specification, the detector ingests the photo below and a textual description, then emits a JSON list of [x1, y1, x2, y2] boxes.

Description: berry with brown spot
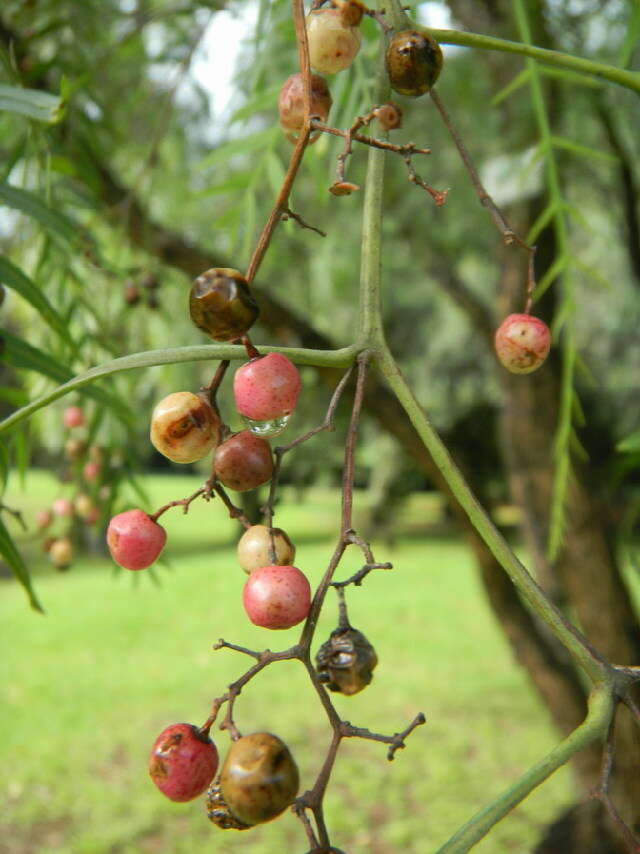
[[149, 723, 218, 803]]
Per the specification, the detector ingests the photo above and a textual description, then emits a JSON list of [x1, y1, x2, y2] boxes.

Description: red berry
[[233, 353, 301, 421], [106, 509, 166, 571], [63, 406, 85, 429], [214, 431, 274, 492], [53, 497, 74, 518], [278, 72, 332, 142], [83, 461, 101, 482], [149, 723, 218, 803], [494, 313, 551, 374], [243, 565, 311, 629]]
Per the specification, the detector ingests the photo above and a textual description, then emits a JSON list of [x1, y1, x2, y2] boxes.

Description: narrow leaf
[[491, 68, 531, 106], [618, 429, 640, 453], [0, 183, 77, 245], [533, 254, 567, 301], [0, 83, 64, 123], [551, 135, 618, 164], [197, 127, 280, 171], [0, 515, 44, 612]]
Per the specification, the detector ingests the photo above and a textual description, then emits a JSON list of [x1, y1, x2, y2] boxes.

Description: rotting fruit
[[316, 625, 378, 695], [386, 30, 443, 97], [237, 524, 296, 575], [243, 564, 311, 629], [233, 352, 301, 422], [219, 732, 299, 826], [149, 723, 219, 803], [189, 268, 259, 342], [206, 778, 251, 830], [214, 431, 274, 492], [306, 8, 362, 74], [150, 391, 221, 464], [278, 72, 332, 142], [494, 313, 551, 374], [106, 508, 166, 570]]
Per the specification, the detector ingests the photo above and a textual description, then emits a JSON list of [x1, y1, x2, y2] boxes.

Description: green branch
[[426, 28, 640, 95], [0, 344, 356, 436]]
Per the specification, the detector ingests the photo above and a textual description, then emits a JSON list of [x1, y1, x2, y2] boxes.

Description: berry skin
[[49, 537, 74, 570], [306, 8, 362, 74], [150, 392, 220, 464], [214, 431, 274, 492], [243, 565, 311, 630], [278, 72, 332, 142], [219, 733, 299, 826], [237, 525, 296, 575], [315, 625, 378, 695], [106, 509, 166, 571], [63, 406, 85, 429], [149, 723, 218, 803], [206, 779, 251, 830], [189, 268, 259, 342], [386, 30, 443, 97], [233, 353, 301, 421], [494, 313, 551, 374]]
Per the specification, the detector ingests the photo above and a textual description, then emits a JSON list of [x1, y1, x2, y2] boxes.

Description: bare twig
[[282, 207, 327, 236], [212, 483, 253, 528], [150, 484, 210, 522], [342, 712, 427, 761], [312, 119, 431, 157], [331, 561, 393, 588], [403, 153, 448, 206], [202, 359, 229, 414]]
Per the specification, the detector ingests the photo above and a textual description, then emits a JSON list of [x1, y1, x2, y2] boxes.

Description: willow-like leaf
[[0, 515, 44, 613], [550, 135, 618, 164], [491, 68, 530, 106], [0, 182, 77, 246], [0, 83, 64, 123], [618, 429, 640, 453]]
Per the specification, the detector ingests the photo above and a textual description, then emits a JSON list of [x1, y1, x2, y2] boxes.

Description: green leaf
[[526, 201, 558, 244], [0, 515, 44, 612], [0, 182, 78, 246], [0, 83, 64, 123], [491, 68, 531, 106], [533, 254, 567, 301], [540, 66, 604, 89], [551, 135, 618, 164], [197, 127, 280, 170], [0, 256, 74, 347], [618, 429, 640, 453]]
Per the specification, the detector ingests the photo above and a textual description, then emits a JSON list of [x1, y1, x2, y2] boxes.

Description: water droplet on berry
[[242, 414, 291, 438]]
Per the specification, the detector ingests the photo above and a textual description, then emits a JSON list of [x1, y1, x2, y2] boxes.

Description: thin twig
[[202, 359, 229, 414], [312, 119, 431, 157], [403, 153, 448, 206], [331, 561, 393, 588], [150, 484, 210, 522], [342, 713, 427, 761], [282, 207, 327, 236], [212, 483, 253, 528]]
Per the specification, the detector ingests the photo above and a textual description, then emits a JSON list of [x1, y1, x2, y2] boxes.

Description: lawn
[[0, 471, 576, 854]]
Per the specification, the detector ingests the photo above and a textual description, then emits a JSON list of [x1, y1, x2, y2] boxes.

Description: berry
[[243, 565, 311, 630], [306, 8, 362, 74], [83, 460, 101, 482], [233, 353, 301, 421], [75, 493, 95, 520], [63, 406, 85, 429], [106, 509, 166, 570], [124, 282, 141, 306], [386, 30, 443, 97], [219, 733, 299, 826], [374, 102, 403, 131], [214, 431, 273, 492], [494, 313, 551, 374], [150, 392, 220, 464], [189, 268, 259, 342], [237, 525, 296, 575], [36, 508, 53, 530], [316, 625, 378, 695], [49, 537, 73, 569], [53, 497, 74, 518], [206, 779, 251, 830], [278, 72, 332, 142], [65, 438, 86, 460], [149, 723, 218, 803]]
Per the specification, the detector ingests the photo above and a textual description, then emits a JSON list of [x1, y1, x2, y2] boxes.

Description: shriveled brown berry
[[150, 391, 221, 464], [206, 778, 251, 830], [375, 102, 403, 131], [214, 431, 273, 492], [189, 268, 259, 342], [316, 625, 378, 695], [386, 30, 443, 97], [219, 733, 299, 826], [278, 72, 332, 143]]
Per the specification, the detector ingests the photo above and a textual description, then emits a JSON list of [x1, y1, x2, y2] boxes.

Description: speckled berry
[[278, 72, 332, 142], [306, 8, 361, 74], [219, 732, 299, 825], [494, 313, 551, 374], [233, 353, 301, 421], [386, 30, 443, 97], [149, 723, 218, 803], [237, 525, 296, 575], [189, 268, 259, 342], [106, 509, 166, 571], [150, 392, 221, 464], [243, 565, 311, 630], [214, 431, 273, 492]]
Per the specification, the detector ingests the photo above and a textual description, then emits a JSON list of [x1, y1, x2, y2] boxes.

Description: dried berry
[[189, 268, 259, 342], [150, 391, 221, 464], [374, 102, 403, 131], [316, 625, 378, 695], [214, 431, 274, 492], [243, 564, 311, 630], [149, 723, 218, 803], [106, 508, 166, 570], [237, 525, 296, 575], [219, 733, 299, 826], [494, 313, 551, 374], [206, 778, 251, 830], [306, 8, 362, 74], [386, 30, 443, 97], [233, 353, 301, 421], [278, 72, 332, 143]]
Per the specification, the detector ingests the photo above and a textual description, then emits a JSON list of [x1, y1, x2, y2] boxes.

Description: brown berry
[[316, 625, 378, 695], [214, 431, 273, 492], [278, 72, 332, 143], [386, 30, 443, 97], [150, 391, 221, 464], [189, 268, 259, 342], [206, 778, 251, 830], [375, 102, 403, 131]]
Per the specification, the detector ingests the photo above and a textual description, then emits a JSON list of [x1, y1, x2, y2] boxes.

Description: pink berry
[[53, 497, 74, 518], [83, 461, 101, 482], [63, 406, 85, 429], [494, 313, 551, 374], [149, 723, 218, 803], [106, 509, 166, 570], [278, 72, 332, 142], [243, 565, 311, 630], [36, 508, 54, 530], [233, 353, 301, 421]]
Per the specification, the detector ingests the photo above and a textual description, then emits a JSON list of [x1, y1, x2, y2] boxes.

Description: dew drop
[[243, 414, 291, 438]]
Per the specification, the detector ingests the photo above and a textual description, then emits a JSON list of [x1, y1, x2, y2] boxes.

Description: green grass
[[0, 471, 576, 853]]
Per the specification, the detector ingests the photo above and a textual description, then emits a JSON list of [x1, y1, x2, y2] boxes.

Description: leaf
[[491, 68, 531, 106], [0, 515, 44, 612], [526, 201, 558, 244], [0, 182, 77, 246], [230, 84, 281, 124], [618, 429, 640, 453], [533, 254, 567, 301], [551, 135, 618, 164], [197, 127, 280, 171], [540, 66, 604, 89], [0, 83, 64, 123], [0, 256, 74, 347]]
